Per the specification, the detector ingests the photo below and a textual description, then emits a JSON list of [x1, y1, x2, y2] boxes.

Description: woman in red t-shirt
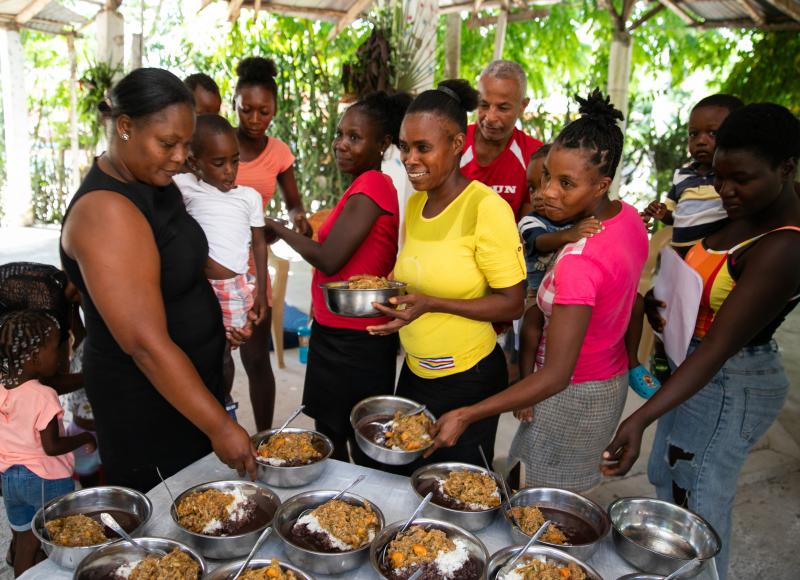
[[265, 91, 411, 464]]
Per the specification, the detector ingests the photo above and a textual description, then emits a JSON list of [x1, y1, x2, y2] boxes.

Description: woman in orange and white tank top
[[603, 104, 800, 580]]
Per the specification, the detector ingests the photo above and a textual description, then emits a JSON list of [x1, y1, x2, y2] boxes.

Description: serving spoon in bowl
[[230, 524, 274, 580], [478, 445, 522, 532], [100, 512, 167, 558], [381, 491, 433, 567], [497, 519, 553, 579], [272, 404, 305, 438], [297, 474, 367, 520], [363, 404, 428, 434]]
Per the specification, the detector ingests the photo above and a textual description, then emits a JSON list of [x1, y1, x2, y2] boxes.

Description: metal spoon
[[497, 519, 553, 579], [273, 404, 305, 437], [664, 558, 701, 580], [478, 445, 521, 532], [100, 512, 167, 558], [230, 525, 274, 580], [407, 568, 424, 580], [156, 466, 180, 526], [381, 491, 433, 566], [298, 474, 367, 520], [365, 404, 427, 432]]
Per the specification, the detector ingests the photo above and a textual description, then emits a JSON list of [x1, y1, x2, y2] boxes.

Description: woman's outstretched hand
[[425, 408, 471, 458], [210, 419, 258, 480], [600, 416, 645, 477], [367, 293, 433, 335]]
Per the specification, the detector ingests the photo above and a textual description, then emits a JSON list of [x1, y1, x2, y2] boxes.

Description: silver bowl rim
[[350, 395, 437, 457], [319, 280, 408, 291], [274, 489, 386, 556], [488, 544, 603, 580], [73, 535, 207, 577], [31, 485, 153, 551], [410, 462, 503, 515], [608, 496, 722, 561], [207, 557, 313, 580], [252, 427, 334, 469], [170, 479, 281, 540], [505, 486, 611, 547], [369, 516, 490, 577]]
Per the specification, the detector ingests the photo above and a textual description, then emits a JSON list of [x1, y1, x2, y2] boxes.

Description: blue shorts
[[1, 465, 75, 531]]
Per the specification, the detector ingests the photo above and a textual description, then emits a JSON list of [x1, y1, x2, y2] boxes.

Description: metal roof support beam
[[627, 2, 665, 31], [328, 0, 375, 39], [228, 0, 245, 20], [470, 7, 549, 25], [694, 17, 800, 29], [657, 0, 698, 24], [15, 0, 52, 24], [439, 0, 559, 14], [763, 0, 800, 22], [734, 0, 766, 25]]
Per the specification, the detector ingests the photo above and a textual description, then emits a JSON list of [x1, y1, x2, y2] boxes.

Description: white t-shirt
[[174, 173, 265, 274]]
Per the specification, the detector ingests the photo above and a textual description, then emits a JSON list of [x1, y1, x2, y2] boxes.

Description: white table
[[22, 454, 719, 579]]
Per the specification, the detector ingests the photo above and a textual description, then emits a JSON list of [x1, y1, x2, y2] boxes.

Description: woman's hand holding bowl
[[367, 293, 434, 335]]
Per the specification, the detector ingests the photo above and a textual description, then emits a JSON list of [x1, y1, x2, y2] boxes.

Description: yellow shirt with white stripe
[[395, 181, 526, 378]]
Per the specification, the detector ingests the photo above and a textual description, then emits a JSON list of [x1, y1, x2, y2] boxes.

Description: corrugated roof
[[0, 0, 88, 35], [663, 0, 800, 30]]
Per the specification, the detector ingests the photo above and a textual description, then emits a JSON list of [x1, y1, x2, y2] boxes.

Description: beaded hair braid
[[0, 310, 59, 386]]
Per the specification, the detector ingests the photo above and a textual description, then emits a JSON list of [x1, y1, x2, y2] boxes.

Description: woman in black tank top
[[60, 69, 257, 492]]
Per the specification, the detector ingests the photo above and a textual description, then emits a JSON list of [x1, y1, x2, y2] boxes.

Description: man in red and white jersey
[[461, 60, 543, 220]]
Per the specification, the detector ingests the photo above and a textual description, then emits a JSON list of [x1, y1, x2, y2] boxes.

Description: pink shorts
[[209, 274, 255, 330]]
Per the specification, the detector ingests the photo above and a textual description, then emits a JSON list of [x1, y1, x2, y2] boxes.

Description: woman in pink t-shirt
[[431, 90, 647, 491], [231, 57, 311, 432], [0, 311, 96, 576], [264, 92, 410, 465]]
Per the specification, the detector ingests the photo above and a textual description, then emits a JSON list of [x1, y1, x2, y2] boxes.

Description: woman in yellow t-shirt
[[369, 80, 526, 469]]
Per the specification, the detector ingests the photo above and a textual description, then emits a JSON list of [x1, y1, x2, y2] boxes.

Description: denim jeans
[[1, 465, 75, 531], [648, 339, 789, 580]]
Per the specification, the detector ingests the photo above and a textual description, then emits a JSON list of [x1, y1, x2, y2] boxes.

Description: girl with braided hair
[[0, 311, 96, 576], [430, 89, 648, 491]]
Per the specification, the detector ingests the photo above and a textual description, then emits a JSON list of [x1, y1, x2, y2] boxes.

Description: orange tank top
[[686, 226, 800, 338]]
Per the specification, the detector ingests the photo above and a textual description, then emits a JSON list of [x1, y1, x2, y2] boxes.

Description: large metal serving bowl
[[350, 395, 436, 465], [170, 480, 280, 560], [410, 462, 501, 532], [503, 487, 610, 561], [204, 558, 313, 580], [252, 427, 333, 488], [273, 489, 385, 575], [321, 280, 407, 318], [487, 544, 603, 580], [609, 497, 721, 577], [73, 536, 206, 579], [369, 517, 489, 579], [30, 486, 152, 570]]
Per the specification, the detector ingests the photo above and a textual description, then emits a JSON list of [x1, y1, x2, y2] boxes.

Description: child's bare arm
[[41, 372, 84, 396], [534, 217, 603, 253], [251, 227, 269, 325], [40, 417, 95, 456]]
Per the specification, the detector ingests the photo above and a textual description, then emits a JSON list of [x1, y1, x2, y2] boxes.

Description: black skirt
[[394, 345, 507, 474], [302, 322, 398, 437]]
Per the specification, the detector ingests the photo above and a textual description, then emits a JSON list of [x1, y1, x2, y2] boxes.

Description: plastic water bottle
[[297, 324, 311, 364]]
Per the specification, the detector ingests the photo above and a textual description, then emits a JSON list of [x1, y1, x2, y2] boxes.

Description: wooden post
[[96, 1, 124, 77], [493, 1, 509, 60], [0, 26, 33, 225], [67, 33, 80, 196], [444, 13, 461, 79], [129, 32, 142, 69], [607, 28, 632, 197]]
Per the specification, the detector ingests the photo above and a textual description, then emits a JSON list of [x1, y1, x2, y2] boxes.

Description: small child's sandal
[[629, 364, 661, 399]]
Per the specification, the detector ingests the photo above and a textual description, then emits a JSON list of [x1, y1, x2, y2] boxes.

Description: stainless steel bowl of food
[[503, 487, 610, 561], [73, 536, 206, 579], [370, 517, 489, 579], [252, 427, 333, 488], [273, 489, 385, 575], [170, 479, 281, 560], [204, 557, 313, 580], [410, 462, 501, 532], [30, 486, 152, 570], [351, 395, 436, 465], [487, 544, 603, 580], [609, 497, 720, 577], [320, 279, 407, 318]]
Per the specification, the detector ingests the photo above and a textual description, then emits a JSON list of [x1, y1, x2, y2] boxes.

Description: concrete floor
[[1, 226, 799, 578]]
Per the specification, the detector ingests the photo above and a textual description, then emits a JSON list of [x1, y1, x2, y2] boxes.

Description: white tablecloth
[[22, 454, 719, 579]]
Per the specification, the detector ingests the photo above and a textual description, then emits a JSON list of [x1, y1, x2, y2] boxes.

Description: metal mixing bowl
[[616, 575, 668, 579], [252, 427, 333, 488], [504, 487, 610, 560], [369, 517, 489, 579], [609, 497, 721, 577], [350, 395, 436, 465], [487, 544, 602, 580], [31, 486, 152, 570], [320, 280, 407, 317], [170, 480, 280, 560], [273, 489, 385, 575], [73, 536, 206, 579], [410, 462, 501, 531], [204, 558, 313, 580]]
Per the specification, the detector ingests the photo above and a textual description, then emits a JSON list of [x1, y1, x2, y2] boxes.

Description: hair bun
[[236, 57, 278, 82], [438, 79, 479, 113], [576, 88, 624, 125]]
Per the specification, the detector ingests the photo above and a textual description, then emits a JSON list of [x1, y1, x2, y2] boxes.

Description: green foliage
[[722, 32, 800, 114], [79, 59, 123, 150]]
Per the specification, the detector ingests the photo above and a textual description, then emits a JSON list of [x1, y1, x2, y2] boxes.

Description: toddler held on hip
[[0, 310, 96, 576], [175, 114, 270, 339]]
